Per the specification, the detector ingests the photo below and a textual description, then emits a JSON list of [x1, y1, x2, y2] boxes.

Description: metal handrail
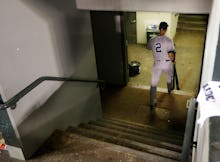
[[0, 76, 104, 110], [181, 98, 197, 162]]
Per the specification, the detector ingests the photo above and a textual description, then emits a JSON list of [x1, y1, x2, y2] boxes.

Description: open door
[[124, 12, 137, 44], [91, 11, 128, 86]]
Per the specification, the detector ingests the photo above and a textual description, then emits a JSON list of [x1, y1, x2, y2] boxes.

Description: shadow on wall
[[17, 81, 102, 158], [11, 0, 100, 159], [21, 0, 94, 77]]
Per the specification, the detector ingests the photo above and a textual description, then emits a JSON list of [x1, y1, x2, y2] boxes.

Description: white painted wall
[[193, 0, 220, 161], [170, 13, 179, 40], [0, 0, 101, 159], [0, 0, 62, 125], [200, 0, 220, 86], [193, 110, 210, 162], [76, 0, 212, 13], [136, 12, 178, 44]]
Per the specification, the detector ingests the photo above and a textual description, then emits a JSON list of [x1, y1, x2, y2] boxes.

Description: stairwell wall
[[0, 0, 101, 160], [76, 0, 211, 13]]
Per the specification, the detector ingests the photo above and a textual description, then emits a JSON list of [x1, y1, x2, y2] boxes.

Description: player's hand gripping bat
[[169, 51, 180, 90]]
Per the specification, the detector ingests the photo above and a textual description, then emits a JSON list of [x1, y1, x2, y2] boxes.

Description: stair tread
[[79, 123, 182, 152], [68, 126, 181, 161], [100, 117, 184, 138], [36, 131, 179, 162], [177, 14, 208, 31], [178, 14, 208, 21], [178, 20, 207, 25], [38, 116, 186, 161], [177, 26, 206, 31], [90, 120, 183, 145]]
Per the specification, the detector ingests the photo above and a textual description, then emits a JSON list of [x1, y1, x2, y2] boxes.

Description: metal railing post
[[181, 98, 197, 162]]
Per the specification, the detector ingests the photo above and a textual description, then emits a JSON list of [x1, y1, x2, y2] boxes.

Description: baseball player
[[147, 21, 175, 110]]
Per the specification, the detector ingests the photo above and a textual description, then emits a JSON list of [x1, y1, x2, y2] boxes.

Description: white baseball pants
[[151, 60, 173, 87]]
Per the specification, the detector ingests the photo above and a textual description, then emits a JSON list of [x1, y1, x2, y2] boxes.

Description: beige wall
[[136, 12, 178, 44]]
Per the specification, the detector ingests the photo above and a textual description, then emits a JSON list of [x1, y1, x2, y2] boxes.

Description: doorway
[[124, 12, 137, 44], [93, 11, 208, 130], [90, 11, 128, 86], [126, 12, 208, 96]]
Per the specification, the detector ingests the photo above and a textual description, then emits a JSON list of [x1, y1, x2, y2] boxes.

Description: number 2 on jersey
[[155, 43, 161, 52]]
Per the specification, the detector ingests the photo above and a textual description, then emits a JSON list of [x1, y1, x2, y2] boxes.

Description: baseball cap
[[159, 22, 168, 30]]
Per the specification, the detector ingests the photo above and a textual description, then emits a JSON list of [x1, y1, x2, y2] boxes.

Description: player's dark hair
[[159, 22, 168, 30], [168, 50, 176, 54]]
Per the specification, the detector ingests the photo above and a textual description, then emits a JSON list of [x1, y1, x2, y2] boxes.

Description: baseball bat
[[169, 50, 180, 90], [173, 63, 180, 90]]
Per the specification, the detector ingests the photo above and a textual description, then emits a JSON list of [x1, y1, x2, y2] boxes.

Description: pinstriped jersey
[[147, 35, 175, 61]]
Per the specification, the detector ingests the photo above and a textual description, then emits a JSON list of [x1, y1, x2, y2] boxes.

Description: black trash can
[[129, 61, 141, 77]]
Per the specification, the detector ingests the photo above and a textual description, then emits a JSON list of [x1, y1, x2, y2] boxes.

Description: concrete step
[[36, 130, 179, 162], [99, 117, 184, 140], [78, 123, 182, 153], [89, 120, 183, 146], [34, 117, 185, 161], [177, 21, 207, 28], [177, 14, 208, 31], [177, 24, 207, 31], [178, 20, 207, 25], [68, 126, 182, 161], [178, 14, 208, 22]]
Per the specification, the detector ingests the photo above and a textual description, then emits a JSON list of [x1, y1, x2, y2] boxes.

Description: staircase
[[36, 117, 185, 162], [177, 14, 208, 31]]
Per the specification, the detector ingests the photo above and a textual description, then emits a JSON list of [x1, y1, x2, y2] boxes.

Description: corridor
[[102, 25, 207, 132]]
